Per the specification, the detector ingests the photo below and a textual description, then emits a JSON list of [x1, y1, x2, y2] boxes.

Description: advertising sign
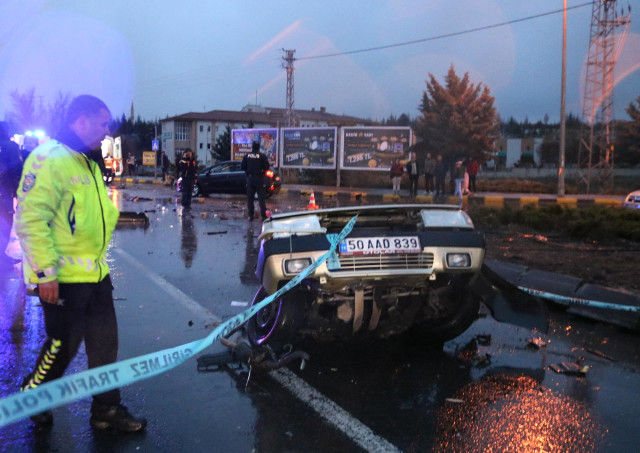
[[280, 127, 337, 169], [142, 151, 156, 166], [340, 127, 412, 171], [231, 128, 278, 166]]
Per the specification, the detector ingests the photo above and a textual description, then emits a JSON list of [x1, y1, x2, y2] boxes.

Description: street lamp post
[[558, 0, 567, 196]]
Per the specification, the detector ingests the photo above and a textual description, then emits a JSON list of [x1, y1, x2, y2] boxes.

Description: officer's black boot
[[90, 404, 147, 432]]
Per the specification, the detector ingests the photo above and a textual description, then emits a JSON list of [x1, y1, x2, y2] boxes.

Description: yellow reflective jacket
[[15, 139, 119, 284]]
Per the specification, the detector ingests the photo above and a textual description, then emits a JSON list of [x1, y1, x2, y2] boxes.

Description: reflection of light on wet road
[[434, 374, 602, 452], [109, 188, 121, 210]]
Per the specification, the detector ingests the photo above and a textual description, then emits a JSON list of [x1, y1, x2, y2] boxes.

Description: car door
[[205, 163, 230, 193], [198, 166, 215, 194], [228, 162, 246, 193]]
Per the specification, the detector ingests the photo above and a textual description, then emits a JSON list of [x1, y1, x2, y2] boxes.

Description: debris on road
[[527, 337, 547, 349], [476, 334, 491, 346], [586, 348, 617, 362], [549, 362, 589, 376]]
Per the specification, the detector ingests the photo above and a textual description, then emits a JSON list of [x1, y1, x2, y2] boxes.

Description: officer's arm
[[14, 150, 63, 286]]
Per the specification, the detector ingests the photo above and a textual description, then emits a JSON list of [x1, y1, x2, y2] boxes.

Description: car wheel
[[412, 278, 480, 343], [247, 286, 309, 350], [192, 184, 200, 197]]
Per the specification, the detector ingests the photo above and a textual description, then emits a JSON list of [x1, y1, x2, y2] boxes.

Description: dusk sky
[[1, 0, 639, 129]]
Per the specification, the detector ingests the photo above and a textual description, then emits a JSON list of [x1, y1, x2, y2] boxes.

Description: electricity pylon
[[282, 49, 296, 127], [577, 0, 631, 193]]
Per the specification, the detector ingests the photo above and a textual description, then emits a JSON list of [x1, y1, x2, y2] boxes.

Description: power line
[[297, 2, 593, 61]]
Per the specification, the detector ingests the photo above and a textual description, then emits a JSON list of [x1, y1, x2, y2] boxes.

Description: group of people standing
[[391, 152, 479, 197]]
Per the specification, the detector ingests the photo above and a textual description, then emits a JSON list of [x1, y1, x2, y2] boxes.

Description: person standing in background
[[466, 157, 479, 193], [126, 153, 136, 176], [453, 160, 466, 198], [21, 135, 40, 163], [241, 141, 270, 221], [434, 154, 447, 196], [390, 158, 404, 195], [0, 121, 23, 267], [179, 149, 197, 209], [405, 152, 420, 198], [423, 153, 436, 195], [161, 151, 170, 183]]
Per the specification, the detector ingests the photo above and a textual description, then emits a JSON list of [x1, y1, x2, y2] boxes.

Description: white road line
[[113, 248, 221, 323], [112, 246, 401, 453], [272, 368, 402, 453]]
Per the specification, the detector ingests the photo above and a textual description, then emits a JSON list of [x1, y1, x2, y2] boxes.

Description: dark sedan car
[[177, 160, 281, 197]]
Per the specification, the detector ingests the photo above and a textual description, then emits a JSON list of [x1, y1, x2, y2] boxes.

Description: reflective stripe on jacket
[[14, 140, 119, 284]]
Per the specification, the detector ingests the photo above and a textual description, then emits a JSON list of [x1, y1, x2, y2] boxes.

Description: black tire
[[247, 286, 309, 350], [412, 282, 480, 343]]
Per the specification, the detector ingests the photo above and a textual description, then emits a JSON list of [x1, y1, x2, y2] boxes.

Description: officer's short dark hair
[[252, 141, 261, 152], [65, 95, 110, 125]]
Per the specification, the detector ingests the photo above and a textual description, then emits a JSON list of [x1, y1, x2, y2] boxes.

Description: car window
[[212, 164, 232, 173]]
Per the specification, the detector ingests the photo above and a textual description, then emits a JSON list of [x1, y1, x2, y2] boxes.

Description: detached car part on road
[[177, 160, 281, 198], [247, 205, 485, 349]]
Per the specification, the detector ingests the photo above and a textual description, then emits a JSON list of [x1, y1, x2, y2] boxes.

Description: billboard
[[280, 127, 337, 169], [340, 127, 412, 171], [231, 128, 278, 166]]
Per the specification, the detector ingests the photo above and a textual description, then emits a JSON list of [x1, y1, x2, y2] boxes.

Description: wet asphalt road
[[1, 183, 639, 452]]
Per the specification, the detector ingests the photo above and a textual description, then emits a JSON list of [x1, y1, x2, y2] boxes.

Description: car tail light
[[265, 169, 274, 178]]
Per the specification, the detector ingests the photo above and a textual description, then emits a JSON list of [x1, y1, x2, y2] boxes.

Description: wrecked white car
[[246, 204, 485, 349]]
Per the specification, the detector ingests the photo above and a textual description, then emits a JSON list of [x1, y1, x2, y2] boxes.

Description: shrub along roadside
[[467, 204, 640, 243]]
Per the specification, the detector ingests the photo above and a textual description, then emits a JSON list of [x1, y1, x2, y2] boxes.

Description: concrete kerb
[[113, 178, 625, 208]]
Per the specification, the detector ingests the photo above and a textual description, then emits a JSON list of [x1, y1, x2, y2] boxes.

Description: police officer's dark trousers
[[246, 174, 267, 219], [181, 178, 194, 208], [21, 275, 120, 411]]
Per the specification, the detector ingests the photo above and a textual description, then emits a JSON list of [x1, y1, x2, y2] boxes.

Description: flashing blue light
[[34, 130, 45, 138]]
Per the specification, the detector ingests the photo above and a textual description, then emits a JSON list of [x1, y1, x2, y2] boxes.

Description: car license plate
[[339, 236, 421, 255]]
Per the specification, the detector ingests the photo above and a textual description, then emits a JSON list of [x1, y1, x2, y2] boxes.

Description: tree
[[615, 96, 640, 167], [7, 89, 71, 136], [212, 125, 231, 160], [414, 65, 499, 164], [382, 113, 414, 127], [540, 119, 582, 166]]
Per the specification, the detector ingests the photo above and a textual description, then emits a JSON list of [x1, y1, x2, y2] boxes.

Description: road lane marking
[[113, 248, 222, 323], [272, 369, 402, 453]]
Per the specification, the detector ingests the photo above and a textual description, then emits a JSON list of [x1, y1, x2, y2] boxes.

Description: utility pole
[[281, 49, 296, 127], [558, 0, 567, 196]]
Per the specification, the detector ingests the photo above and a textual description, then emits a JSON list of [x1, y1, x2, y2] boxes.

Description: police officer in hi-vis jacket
[[15, 95, 146, 432]]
